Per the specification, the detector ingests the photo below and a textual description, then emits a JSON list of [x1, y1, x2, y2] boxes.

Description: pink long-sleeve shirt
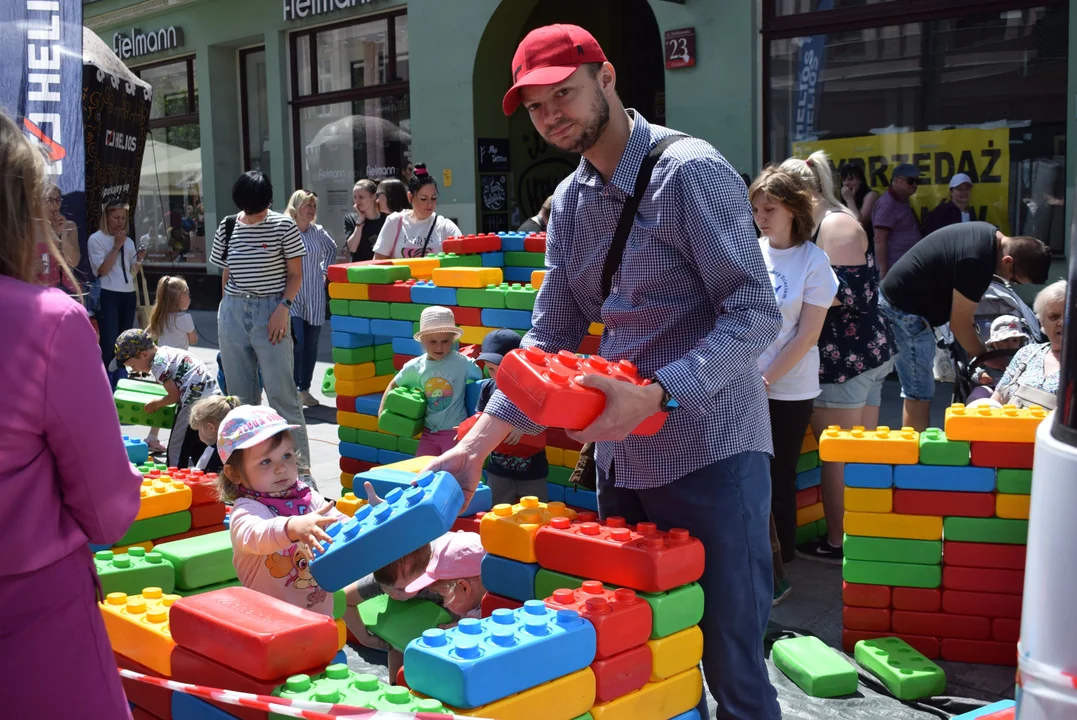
[[0, 278, 143, 577], [229, 492, 346, 616]]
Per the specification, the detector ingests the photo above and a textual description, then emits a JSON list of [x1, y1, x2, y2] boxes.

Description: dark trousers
[[98, 289, 136, 389], [597, 453, 780, 720], [769, 398, 816, 563], [291, 317, 322, 392]]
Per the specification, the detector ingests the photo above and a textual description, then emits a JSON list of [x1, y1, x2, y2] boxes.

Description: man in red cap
[[428, 24, 781, 719]]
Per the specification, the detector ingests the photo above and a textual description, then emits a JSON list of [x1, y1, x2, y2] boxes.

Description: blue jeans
[[98, 288, 136, 389], [291, 317, 322, 392], [217, 293, 311, 471], [879, 292, 937, 402], [597, 452, 780, 720]]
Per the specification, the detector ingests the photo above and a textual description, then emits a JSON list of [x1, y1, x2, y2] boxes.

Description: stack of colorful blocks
[[544, 427, 597, 510], [823, 403, 1045, 666], [795, 425, 827, 545]]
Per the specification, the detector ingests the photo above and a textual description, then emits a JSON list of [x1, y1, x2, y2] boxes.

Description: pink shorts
[[416, 428, 458, 458]]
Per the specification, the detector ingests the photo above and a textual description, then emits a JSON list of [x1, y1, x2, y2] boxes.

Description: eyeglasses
[[900, 177, 920, 186], [45, 195, 62, 205]]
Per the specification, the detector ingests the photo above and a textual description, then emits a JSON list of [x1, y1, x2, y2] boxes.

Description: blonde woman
[[36, 183, 80, 295]]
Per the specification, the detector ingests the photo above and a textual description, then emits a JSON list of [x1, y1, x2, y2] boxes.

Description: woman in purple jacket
[[0, 111, 143, 718]]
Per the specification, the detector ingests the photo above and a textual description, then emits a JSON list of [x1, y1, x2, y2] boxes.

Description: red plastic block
[[498, 348, 667, 434], [970, 441, 1034, 469], [591, 644, 652, 703], [546, 427, 584, 452], [393, 353, 415, 371], [842, 606, 890, 632], [942, 566, 1024, 595], [942, 590, 1022, 619], [841, 629, 940, 659], [893, 490, 995, 518], [164, 469, 218, 507], [451, 512, 485, 534], [442, 233, 501, 255], [892, 610, 990, 640], [367, 279, 416, 303], [168, 586, 338, 682], [481, 591, 524, 617], [450, 306, 483, 326], [524, 235, 547, 253], [891, 587, 942, 613], [132, 708, 165, 720], [981, 710, 1015, 720], [993, 617, 1020, 643], [940, 638, 1016, 666], [327, 260, 391, 283], [842, 581, 890, 609], [545, 581, 653, 659], [796, 487, 820, 509], [578, 335, 601, 355], [535, 516, 705, 593], [190, 502, 227, 529], [155, 524, 227, 544], [396, 666, 408, 688], [336, 395, 358, 412], [116, 653, 173, 720], [457, 413, 547, 457], [340, 457, 375, 476], [942, 542, 1026, 570]]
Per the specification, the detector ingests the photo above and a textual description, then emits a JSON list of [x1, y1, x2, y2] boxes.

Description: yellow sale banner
[[793, 128, 1010, 233]]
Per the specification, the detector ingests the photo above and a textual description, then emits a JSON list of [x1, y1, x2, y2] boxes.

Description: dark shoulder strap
[[221, 214, 238, 262], [420, 214, 438, 258], [601, 134, 688, 300]]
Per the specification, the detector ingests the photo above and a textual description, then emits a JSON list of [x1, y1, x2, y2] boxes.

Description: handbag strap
[[419, 214, 438, 258], [600, 134, 688, 300], [388, 215, 404, 257]]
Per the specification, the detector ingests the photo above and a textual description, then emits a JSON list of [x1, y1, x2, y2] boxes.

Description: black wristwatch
[[652, 377, 679, 412], [280, 297, 294, 309]]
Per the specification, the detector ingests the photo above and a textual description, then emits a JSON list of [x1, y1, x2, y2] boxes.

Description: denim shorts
[[814, 357, 894, 410], [878, 292, 937, 402]]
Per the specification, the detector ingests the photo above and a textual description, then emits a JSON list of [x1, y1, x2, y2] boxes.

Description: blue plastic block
[[339, 441, 379, 463], [481, 252, 505, 267], [503, 266, 534, 283], [361, 467, 489, 517], [374, 335, 394, 345], [330, 316, 371, 335], [563, 487, 598, 511], [331, 649, 347, 666], [172, 692, 235, 719], [481, 554, 539, 603], [403, 601, 597, 708], [378, 449, 413, 465], [331, 331, 373, 349], [354, 393, 383, 415], [124, 435, 149, 465], [952, 700, 1016, 719], [465, 381, 482, 416], [411, 280, 458, 306], [547, 483, 566, 503], [795, 467, 822, 490], [89, 542, 111, 552], [481, 308, 534, 330], [393, 337, 424, 357], [670, 711, 702, 720], [223, 512, 230, 529], [893, 465, 995, 492], [844, 463, 893, 488], [310, 471, 463, 592], [499, 233, 527, 252], [371, 319, 413, 338]]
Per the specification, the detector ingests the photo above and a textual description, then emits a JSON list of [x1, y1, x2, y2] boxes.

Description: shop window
[[241, 48, 271, 183], [773, 0, 894, 16]]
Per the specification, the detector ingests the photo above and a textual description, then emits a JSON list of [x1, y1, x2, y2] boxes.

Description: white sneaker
[[301, 390, 319, 407]]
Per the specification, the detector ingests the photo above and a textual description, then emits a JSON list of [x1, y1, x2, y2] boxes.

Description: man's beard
[[549, 92, 611, 154]]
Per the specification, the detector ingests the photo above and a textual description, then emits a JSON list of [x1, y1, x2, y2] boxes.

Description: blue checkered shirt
[[484, 111, 780, 489]]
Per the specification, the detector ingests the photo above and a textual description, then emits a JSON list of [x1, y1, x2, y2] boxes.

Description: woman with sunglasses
[[373, 164, 462, 259], [37, 184, 80, 295], [344, 179, 385, 262]]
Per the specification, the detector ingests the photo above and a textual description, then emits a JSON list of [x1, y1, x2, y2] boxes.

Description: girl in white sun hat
[[378, 306, 483, 456]]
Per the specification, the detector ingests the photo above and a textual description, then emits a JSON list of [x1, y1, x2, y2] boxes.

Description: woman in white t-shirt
[[373, 164, 462, 259], [749, 167, 839, 604]]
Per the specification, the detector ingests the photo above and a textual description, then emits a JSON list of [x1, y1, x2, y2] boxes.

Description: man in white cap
[[923, 172, 975, 235]]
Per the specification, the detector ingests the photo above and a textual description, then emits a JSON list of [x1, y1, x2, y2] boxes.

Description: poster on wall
[[477, 138, 510, 172], [481, 174, 509, 213]]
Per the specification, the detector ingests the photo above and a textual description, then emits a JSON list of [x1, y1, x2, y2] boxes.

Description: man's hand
[[269, 304, 290, 344], [422, 446, 484, 514], [566, 375, 664, 443]]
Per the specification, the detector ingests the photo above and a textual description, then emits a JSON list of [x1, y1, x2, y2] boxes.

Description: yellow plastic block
[[135, 478, 193, 521], [340, 472, 354, 490], [996, 493, 1030, 520], [336, 375, 393, 398], [431, 266, 503, 289], [336, 492, 369, 517], [588, 322, 604, 336], [390, 256, 440, 279], [336, 618, 347, 650], [112, 541, 154, 555], [818, 425, 919, 465], [844, 511, 942, 540], [453, 668, 596, 719], [328, 282, 369, 300], [337, 411, 380, 432], [100, 588, 178, 676], [546, 446, 564, 466], [796, 502, 825, 526], [460, 325, 498, 345], [531, 270, 546, 289], [563, 449, 581, 469], [381, 455, 436, 473], [479, 497, 578, 563], [845, 487, 893, 513], [334, 362, 376, 382], [801, 430, 819, 454], [944, 403, 1049, 444], [591, 667, 703, 720], [648, 625, 703, 682]]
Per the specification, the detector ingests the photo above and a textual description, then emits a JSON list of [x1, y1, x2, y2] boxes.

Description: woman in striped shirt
[[285, 190, 338, 407]]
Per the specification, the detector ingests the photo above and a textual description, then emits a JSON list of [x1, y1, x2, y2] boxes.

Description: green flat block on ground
[[389, 303, 429, 321], [329, 299, 350, 317], [431, 252, 483, 268], [117, 510, 192, 546], [854, 637, 946, 700], [322, 367, 336, 397], [842, 558, 941, 589], [918, 428, 970, 466], [373, 343, 394, 360], [944, 517, 1028, 544], [504, 251, 547, 268], [772, 636, 859, 698], [547, 465, 574, 487], [996, 469, 1032, 495], [114, 387, 175, 429], [153, 530, 236, 590], [384, 387, 426, 419], [796, 451, 820, 473], [94, 548, 175, 595], [358, 595, 452, 652], [272, 664, 446, 717], [397, 437, 419, 455], [348, 300, 392, 319], [843, 535, 942, 565], [378, 410, 423, 438], [505, 284, 538, 311], [374, 359, 396, 376], [172, 578, 241, 597], [338, 426, 357, 444], [456, 284, 508, 308], [354, 429, 398, 451], [333, 346, 374, 365], [347, 265, 410, 284], [796, 519, 826, 545]]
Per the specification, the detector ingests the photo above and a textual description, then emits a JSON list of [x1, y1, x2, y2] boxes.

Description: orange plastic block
[[337, 411, 379, 432], [544, 581, 653, 659], [334, 362, 376, 381], [995, 494, 1030, 520], [328, 282, 369, 300], [390, 257, 440, 279], [336, 618, 347, 650], [844, 511, 942, 540], [431, 266, 503, 288], [801, 428, 819, 454], [796, 502, 825, 526], [844, 488, 893, 514], [135, 478, 193, 521], [819, 425, 919, 464], [112, 540, 155, 554], [534, 516, 705, 593], [588, 322, 605, 336], [531, 270, 546, 289], [563, 449, 581, 468], [546, 446, 564, 466], [647, 625, 703, 681], [592, 644, 652, 703], [451, 667, 595, 719], [336, 375, 393, 398], [478, 497, 577, 563], [590, 667, 703, 720], [336, 492, 368, 517], [100, 588, 179, 676], [944, 403, 1048, 444]]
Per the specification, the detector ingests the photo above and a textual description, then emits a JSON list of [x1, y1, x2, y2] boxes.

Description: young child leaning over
[[144, 275, 198, 453], [379, 306, 482, 456], [188, 394, 242, 473]]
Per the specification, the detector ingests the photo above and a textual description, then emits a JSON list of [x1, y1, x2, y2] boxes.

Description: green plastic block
[[504, 251, 546, 268], [172, 578, 242, 597], [333, 589, 346, 620], [117, 510, 192, 546], [430, 252, 482, 268], [772, 636, 859, 698], [374, 359, 396, 376], [329, 298, 350, 317], [457, 284, 508, 309], [333, 346, 374, 365], [358, 594, 452, 651], [373, 344, 394, 360], [796, 519, 825, 544], [93, 548, 175, 595], [572, 714, 594, 720], [854, 637, 946, 700], [918, 428, 970, 466], [944, 517, 1027, 544], [354, 429, 398, 451], [389, 302, 429, 321], [117, 378, 168, 397], [347, 265, 410, 284], [378, 409, 423, 438], [842, 558, 941, 588], [796, 450, 820, 473], [348, 300, 391, 319], [272, 665, 446, 717], [547, 465, 574, 487], [338, 426, 357, 444], [997, 469, 1032, 495], [384, 386, 427, 419], [843, 535, 942, 565], [153, 530, 236, 590], [506, 283, 538, 311], [398, 437, 419, 455], [321, 367, 336, 397], [114, 388, 176, 429]]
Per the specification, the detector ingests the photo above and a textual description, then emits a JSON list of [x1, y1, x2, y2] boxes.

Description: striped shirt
[[484, 111, 781, 490], [210, 211, 305, 296], [291, 223, 338, 325]]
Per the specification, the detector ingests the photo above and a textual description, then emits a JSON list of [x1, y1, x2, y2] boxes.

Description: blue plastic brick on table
[[378, 449, 413, 465], [795, 467, 822, 490], [465, 381, 482, 416], [951, 700, 1016, 719], [403, 601, 597, 708], [331, 331, 372, 349], [670, 711, 702, 720], [330, 649, 347, 666], [481, 252, 505, 267], [393, 337, 424, 357], [354, 393, 383, 416], [547, 483, 566, 503], [330, 316, 371, 335], [90, 542, 111, 552], [563, 487, 598, 512], [893, 464, 995, 492], [371, 319, 414, 338], [503, 266, 534, 283], [498, 233, 527, 252], [481, 308, 534, 330], [310, 470, 463, 592], [411, 280, 458, 306], [340, 441, 379, 464], [361, 467, 490, 517], [172, 692, 235, 719], [124, 435, 149, 465], [481, 554, 539, 603], [844, 463, 894, 488]]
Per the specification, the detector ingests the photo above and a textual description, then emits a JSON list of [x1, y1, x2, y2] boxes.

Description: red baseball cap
[[502, 24, 608, 116]]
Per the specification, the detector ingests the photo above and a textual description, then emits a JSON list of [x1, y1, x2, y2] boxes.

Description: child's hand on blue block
[[286, 504, 337, 554]]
